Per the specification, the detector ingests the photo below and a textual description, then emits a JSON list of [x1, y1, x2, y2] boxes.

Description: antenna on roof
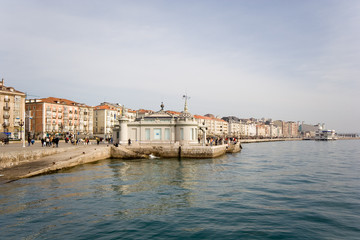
[[182, 93, 190, 112], [25, 92, 40, 99]]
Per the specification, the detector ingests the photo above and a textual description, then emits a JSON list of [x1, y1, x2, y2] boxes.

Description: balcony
[[2, 122, 10, 127], [4, 97, 10, 102], [3, 106, 10, 111], [3, 114, 10, 119]]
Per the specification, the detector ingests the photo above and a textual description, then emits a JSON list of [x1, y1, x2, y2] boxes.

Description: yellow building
[[0, 78, 26, 139]]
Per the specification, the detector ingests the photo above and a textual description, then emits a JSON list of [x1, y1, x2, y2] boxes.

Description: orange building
[[25, 97, 93, 138]]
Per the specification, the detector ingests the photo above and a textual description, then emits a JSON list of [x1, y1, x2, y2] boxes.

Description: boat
[[315, 124, 337, 141]]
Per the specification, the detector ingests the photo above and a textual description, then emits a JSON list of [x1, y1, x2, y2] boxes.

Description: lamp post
[[19, 119, 25, 147]]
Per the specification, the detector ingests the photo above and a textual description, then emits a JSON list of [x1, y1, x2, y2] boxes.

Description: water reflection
[[106, 157, 231, 217], [1, 141, 360, 240]]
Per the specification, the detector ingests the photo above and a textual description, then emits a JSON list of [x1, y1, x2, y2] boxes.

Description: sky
[[0, 0, 359, 133]]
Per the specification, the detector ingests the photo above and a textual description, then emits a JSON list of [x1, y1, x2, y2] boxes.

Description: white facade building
[[113, 102, 200, 145]]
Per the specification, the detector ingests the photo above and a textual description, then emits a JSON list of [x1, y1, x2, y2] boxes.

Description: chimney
[[0, 78, 4, 87]]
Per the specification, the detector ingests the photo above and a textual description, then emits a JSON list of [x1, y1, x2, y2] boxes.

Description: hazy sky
[[1, 0, 359, 132]]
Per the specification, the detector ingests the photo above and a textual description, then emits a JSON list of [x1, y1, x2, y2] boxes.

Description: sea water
[[1, 140, 359, 239]]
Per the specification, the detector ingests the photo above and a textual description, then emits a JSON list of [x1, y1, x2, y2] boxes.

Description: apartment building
[[194, 114, 228, 137], [0, 79, 26, 139], [93, 103, 122, 139], [25, 97, 93, 138]]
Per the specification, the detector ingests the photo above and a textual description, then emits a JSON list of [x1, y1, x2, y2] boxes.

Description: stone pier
[[0, 143, 239, 183]]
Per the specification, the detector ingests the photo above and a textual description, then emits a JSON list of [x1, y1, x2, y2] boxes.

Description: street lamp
[[19, 119, 25, 147]]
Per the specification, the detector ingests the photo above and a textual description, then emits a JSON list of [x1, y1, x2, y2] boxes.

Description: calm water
[[1, 140, 360, 239]]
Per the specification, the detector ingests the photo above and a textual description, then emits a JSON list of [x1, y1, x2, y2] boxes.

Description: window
[[145, 128, 150, 140], [154, 128, 161, 140], [165, 128, 170, 140], [180, 128, 184, 140], [190, 128, 194, 140]]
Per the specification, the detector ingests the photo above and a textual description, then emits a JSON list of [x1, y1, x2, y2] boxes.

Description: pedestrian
[[128, 138, 131, 145], [28, 136, 31, 146]]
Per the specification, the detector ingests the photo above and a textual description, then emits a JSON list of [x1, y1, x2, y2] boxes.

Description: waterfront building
[[239, 120, 257, 138], [113, 101, 200, 145], [288, 121, 300, 137], [0, 79, 26, 139], [25, 97, 93, 138], [197, 114, 228, 137], [256, 123, 267, 138], [273, 120, 299, 138], [93, 103, 122, 139], [227, 120, 241, 137], [222, 116, 241, 137], [269, 124, 282, 138]]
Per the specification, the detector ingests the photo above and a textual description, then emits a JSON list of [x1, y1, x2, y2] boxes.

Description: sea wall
[[240, 138, 302, 143], [125, 144, 228, 159], [21, 147, 111, 179], [226, 142, 242, 153], [0, 147, 81, 169]]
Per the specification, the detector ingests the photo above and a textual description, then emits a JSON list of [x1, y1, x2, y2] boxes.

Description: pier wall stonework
[[0, 147, 81, 169], [125, 144, 228, 159]]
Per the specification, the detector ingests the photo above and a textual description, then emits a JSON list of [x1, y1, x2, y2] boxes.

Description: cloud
[[0, 0, 359, 132]]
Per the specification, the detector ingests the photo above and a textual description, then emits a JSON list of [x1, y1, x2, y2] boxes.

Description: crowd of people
[[203, 137, 239, 146]]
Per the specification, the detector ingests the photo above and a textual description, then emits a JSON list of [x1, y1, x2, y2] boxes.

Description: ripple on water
[[1, 140, 360, 239]]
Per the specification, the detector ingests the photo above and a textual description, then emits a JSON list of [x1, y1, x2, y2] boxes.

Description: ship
[[315, 124, 337, 140]]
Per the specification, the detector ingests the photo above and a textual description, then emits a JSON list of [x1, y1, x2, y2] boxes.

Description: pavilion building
[[113, 101, 201, 145]]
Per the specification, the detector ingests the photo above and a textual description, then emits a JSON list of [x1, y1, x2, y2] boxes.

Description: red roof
[[38, 97, 92, 108], [194, 115, 227, 122], [138, 109, 154, 113], [94, 105, 119, 110], [166, 110, 181, 115]]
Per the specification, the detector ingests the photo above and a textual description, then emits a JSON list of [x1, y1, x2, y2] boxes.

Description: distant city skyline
[[1, 0, 359, 133]]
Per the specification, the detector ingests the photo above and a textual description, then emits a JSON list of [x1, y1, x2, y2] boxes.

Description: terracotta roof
[[38, 97, 92, 108], [166, 110, 181, 115], [194, 115, 227, 122], [137, 109, 154, 113], [94, 105, 111, 110], [94, 105, 119, 110], [194, 115, 213, 120]]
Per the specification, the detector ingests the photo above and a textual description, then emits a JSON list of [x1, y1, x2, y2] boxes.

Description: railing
[[2, 122, 10, 127], [4, 97, 10, 102], [3, 106, 10, 111], [3, 114, 10, 119]]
